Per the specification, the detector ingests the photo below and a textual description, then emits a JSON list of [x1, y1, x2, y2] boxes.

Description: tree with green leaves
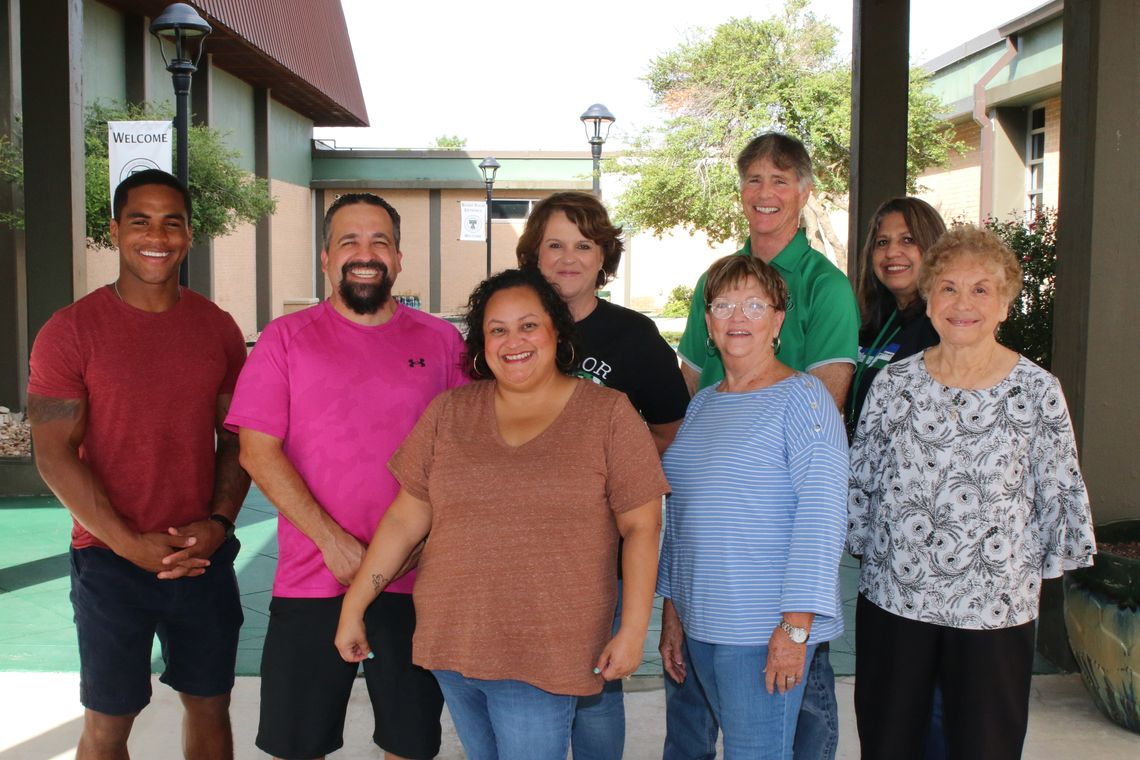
[[611, 0, 961, 268], [76, 102, 275, 248], [429, 134, 467, 149], [660, 285, 694, 317]]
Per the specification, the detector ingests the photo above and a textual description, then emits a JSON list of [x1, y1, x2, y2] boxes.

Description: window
[[1026, 106, 1046, 215], [490, 199, 537, 221]]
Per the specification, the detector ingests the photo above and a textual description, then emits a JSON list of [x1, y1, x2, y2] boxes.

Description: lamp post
[[479, 157, 500, 277], [150, 2, 212, 285], [580, 103, 615, 197]]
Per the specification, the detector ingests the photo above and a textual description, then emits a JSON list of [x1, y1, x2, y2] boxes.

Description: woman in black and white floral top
[[847, 225, 1095, 760]]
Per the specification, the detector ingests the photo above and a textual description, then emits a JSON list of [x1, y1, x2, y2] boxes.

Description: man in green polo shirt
[[661, 132, 857, 760], [677, 134, 858, 406]]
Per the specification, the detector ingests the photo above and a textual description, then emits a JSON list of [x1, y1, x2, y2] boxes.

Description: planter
[[0, 456, 49, 497], [1063, 519, 1140, 734]]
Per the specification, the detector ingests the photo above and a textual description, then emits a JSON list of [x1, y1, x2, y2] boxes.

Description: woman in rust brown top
[[335, 268, 669, 760]]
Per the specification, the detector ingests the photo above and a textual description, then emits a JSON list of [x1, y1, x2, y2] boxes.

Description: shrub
[[984, 208, 1058, 370]]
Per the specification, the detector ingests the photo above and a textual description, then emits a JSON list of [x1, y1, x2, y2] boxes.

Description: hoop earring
[[772, 335, 782, 354], [557, 340, 577, 368], [472, 351, 485, 376], [706, 337, 719, 356]]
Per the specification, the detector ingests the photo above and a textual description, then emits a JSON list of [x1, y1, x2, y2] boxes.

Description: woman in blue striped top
[[657, 254, 849, 759]]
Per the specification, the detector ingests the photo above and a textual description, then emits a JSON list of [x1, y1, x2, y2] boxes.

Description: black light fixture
[[479, 157, 500, 277], [580, 103, 615, 196], [150, 3, 211, 285]]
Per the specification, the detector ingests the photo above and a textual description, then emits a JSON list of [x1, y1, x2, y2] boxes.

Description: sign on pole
[[107, 121, 173, 201], [459, 201, 486, 242]]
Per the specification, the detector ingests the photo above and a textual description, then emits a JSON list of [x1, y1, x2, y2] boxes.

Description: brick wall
[[269, 179, 314, 319], [84, 244, 118, 295], [918, 94, 1062, 225], [213, 222, 257, 339], [918, 120, 982, 224]]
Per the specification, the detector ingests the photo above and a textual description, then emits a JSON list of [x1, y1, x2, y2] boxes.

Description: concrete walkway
[[1, 671, 1136, 759]]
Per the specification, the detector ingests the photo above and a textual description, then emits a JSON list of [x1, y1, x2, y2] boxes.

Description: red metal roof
[[102, 0, 368, 127]]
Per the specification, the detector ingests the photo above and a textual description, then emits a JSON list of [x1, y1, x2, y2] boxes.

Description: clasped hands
[[123, 518, 228, 579]]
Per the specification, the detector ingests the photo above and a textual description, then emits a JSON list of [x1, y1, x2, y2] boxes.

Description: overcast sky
[[314, 0, 1049, 151]]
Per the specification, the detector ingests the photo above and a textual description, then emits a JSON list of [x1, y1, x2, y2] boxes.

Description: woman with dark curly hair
[[335, 268, 668, 760]]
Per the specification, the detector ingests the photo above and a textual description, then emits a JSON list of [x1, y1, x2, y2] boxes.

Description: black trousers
[[854, 594, 1035, 760]]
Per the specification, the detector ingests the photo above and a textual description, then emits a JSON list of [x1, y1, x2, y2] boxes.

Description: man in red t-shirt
[[28, 170, 250, 760]]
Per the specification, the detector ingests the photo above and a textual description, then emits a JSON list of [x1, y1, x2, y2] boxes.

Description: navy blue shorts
[[69, 538, 243, 715]]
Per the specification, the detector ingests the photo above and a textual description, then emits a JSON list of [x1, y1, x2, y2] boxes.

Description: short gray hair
[[736, 132, 814, 191]]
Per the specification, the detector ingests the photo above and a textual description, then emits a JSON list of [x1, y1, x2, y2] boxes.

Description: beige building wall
[[919, 95, 1061, 225], [438, 189, 534, 314], [214, 222, 257, 338], [84, 245, 119, 295], [918, 121, 983, 223], [269, 180, 315, 319]]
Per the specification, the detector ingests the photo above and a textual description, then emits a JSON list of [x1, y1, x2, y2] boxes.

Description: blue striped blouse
[[657, 373, 848, 645]]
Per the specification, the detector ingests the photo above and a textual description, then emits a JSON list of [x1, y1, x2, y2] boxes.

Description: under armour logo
[[408, 358, 426, 368]]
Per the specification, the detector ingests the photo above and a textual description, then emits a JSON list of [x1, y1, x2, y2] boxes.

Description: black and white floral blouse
[[847, 352, 1095, 630]]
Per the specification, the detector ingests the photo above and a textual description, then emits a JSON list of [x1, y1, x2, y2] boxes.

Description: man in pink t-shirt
[[226, 194, 466, 760]]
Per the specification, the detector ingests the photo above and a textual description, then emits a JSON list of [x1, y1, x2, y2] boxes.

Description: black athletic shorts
[[255, 592, 443, 759]]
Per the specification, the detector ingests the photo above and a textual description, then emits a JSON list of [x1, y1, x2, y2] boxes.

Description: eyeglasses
[[709, 298, 775, 320]]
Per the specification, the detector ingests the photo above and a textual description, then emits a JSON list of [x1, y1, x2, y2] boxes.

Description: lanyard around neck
[[848, 310, 902, 420]]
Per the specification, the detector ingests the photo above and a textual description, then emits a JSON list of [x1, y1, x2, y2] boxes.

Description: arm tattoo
[[27, 396, 82, 424], [371, 572, 390, 595]]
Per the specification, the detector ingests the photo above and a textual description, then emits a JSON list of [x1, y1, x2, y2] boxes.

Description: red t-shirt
[[28, 286, 246, 549]]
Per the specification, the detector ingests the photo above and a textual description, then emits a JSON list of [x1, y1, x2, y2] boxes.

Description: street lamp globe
[[580, 103, 615, 196]]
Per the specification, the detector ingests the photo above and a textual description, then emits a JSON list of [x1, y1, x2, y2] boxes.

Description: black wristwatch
[[209, 514, 236, 540]]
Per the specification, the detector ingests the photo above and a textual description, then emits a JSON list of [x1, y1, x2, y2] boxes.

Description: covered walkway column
[[1054, 0, 1139, 527], [847, 0, 910, 277], [20, 0, 85, 370], [1039, 0, 1139, 666], [0, 0, 24, 410]]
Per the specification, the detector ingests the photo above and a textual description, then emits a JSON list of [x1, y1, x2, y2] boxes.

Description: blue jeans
[[663, 638, 718, 760], [433, 670, 575, 760], [793, 644, 839, 760], [686, 637, 817, 760], [572, 583, 624, 760]]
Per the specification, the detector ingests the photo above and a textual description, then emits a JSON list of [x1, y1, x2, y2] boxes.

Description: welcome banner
[[107, 121, 173, 200]]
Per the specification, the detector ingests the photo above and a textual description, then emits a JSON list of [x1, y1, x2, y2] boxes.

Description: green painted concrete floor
[[0, 487, 875, 679]]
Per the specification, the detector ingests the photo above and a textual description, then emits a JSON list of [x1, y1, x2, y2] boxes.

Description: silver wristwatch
[[778, 620, 808, 644]]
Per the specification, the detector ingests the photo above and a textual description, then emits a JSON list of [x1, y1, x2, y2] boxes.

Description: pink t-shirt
[[28, 286, 246, 549], [225, 301, 467, 597]]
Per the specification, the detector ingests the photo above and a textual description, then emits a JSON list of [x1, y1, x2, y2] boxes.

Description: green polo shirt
[[678, 229, 859, 389]]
